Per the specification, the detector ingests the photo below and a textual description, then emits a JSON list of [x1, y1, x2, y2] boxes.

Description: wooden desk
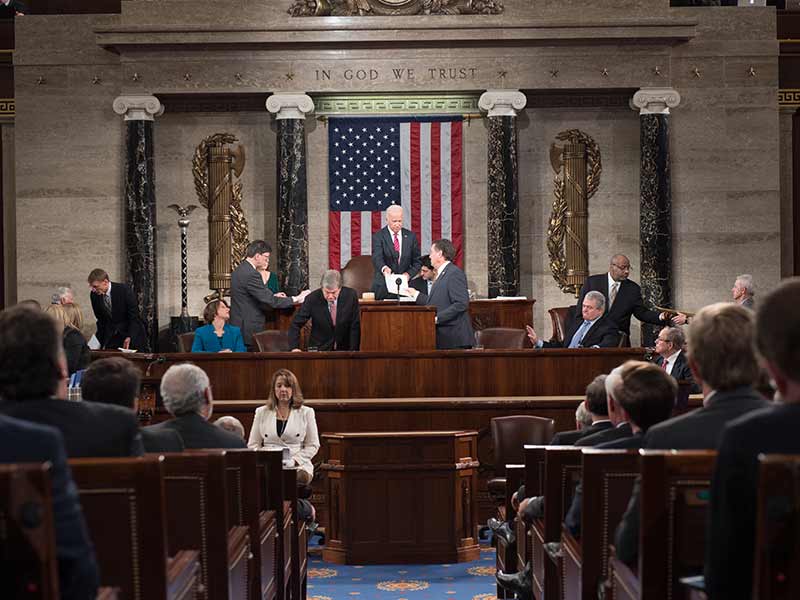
[[321, 430, 480, 565], [358, 303, 436, 351]]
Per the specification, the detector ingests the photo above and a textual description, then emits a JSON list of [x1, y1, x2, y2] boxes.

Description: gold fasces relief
[[547, 129, 602, 297], [192, 133, 250, 302], [288, 0, 503, 17]]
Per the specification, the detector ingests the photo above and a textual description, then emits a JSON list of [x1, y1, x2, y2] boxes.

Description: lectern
[[358, 303, 436, 352]]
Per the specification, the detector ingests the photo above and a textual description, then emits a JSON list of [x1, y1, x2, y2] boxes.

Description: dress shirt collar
[[662, 349, 681, 375], [607, 272, 620, 296], [437, 261, 450, 277]]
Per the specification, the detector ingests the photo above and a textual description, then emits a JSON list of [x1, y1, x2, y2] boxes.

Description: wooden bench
[[257, 449, 292, 600], [531, 447, 582, 600], [753, 454, 800, 600], [561, 449, 639, 600], [608, 450, 716, 600], [69, 456, 200, 600], [495, 463, 524, 599], [160, 452, 250, 600], [283, 467, 308, 600]]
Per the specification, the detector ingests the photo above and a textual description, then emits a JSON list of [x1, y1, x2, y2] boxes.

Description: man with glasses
[[575, 254, 686, 341], [653, 326, 700, 393]]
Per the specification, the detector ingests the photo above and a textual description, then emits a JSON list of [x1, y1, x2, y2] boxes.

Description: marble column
[[266, 93, 314, 295], [479, 90, 527, 297], [631, 88, 681, 346], [112, 95, 163, 352]]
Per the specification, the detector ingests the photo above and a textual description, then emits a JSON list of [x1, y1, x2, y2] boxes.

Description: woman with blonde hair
[[247, 368, 319, 484], [45, 303, 90, 374]]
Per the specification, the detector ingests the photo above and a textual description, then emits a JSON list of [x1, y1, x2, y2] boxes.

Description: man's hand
[[123, 337, 131, 350], [671, 313, 688, 326], [292, 290, 311, 303], [403, 288, 420, 300], [381, 266, 391, 276], [525, 325, 538, 346], [274, 292, 288, 298], [291, 348, 302, 353], [218, 349, 232, 353]]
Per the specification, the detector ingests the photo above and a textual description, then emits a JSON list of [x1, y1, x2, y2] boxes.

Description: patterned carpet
[[306, 544, 498, 600]]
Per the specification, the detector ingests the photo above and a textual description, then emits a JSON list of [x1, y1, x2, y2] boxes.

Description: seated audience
[[614, 302, 770, 566], [574, 397, 593, 431], [45, 303, 90, 375], [214, 415, 246, 441], [409, 254, 436, 295], [51, 286, 75, 305], [731, 273, 755, 309], [0, 305, 144, 458], [191, 299, 246, 353], [574, 370, 634, 447], [526, 291, 620, 348], [248, 368, 320, 485], [705, 278, 800, 600], [288, 270, 361, 352], [564, 361, 677, 537], [550, 374, 612, 445], [81, 357, 184, 453], [654, 326, 700, 393], [145, 363, 246, 449], [0, 415, 99, 600]]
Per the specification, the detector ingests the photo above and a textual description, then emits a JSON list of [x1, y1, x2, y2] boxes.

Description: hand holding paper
[[384, 272, 409, 297]]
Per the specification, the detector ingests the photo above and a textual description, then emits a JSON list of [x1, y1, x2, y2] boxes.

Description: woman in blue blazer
[[191, 299, 246, 353]]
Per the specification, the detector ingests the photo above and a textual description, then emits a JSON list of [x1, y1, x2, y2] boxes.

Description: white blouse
[[247, 404, 320, 477]]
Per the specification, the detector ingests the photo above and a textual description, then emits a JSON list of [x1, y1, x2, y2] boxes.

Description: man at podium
[[371, 205, 422, 299], [405, 239, 474, 350]]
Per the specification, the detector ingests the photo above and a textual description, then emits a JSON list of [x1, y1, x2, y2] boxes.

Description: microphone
[[395, 277, 402, 297], [144, 355, 166, 377]]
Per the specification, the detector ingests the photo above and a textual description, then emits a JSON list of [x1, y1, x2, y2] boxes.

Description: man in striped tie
[[370, 205, 421, 299]]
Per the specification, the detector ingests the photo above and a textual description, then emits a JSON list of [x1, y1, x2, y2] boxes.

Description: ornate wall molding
[[266, 93, 315, 120], [0, 98, 14, 118], [288, 0, 503, 17], [314, 93, 480, 115], [112, 95, 164, 121], [630, 88, 681, 115], [478, 89, 526, 118], [779, 89, 800, 108]]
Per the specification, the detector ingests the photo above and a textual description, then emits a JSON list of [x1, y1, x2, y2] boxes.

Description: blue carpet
[[306, 545, 498, 600]]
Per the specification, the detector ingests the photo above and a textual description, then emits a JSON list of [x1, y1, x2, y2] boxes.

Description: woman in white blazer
[[247, 368, 320, 484]]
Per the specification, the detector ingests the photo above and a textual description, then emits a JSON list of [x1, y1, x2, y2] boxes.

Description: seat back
[[548, 306, 575, 343], [475, 327, 530, 349], [753, 454, 800, 600], [341, 255, 375, 296], [0, 463, 59, 600], [490, 415, 555, 477], [253, 330, 290, 352], [177, 332, 195, 353]]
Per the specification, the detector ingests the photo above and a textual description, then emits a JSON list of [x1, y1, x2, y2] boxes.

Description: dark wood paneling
[[794, 108, 800, 275]]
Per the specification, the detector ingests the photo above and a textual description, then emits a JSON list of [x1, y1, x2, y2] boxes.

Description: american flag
[[328, 116, 463, 269]]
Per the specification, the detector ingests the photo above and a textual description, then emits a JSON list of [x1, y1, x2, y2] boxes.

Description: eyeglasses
[[611, 263, 632, 271]]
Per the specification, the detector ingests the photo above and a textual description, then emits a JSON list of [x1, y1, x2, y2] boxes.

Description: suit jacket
[[140, 427, 185, 453], [740, 297, 754, 310], [614, 386, 770, 566], [542, 315, 620, 348], [705, 403, 800, 600], [410, 276, 432, 296], [0, 398, 144, 458], [90, 281, 148, 351], [0, 0, 26, 17], [145, 412, 245, 450], [576, 273, 664, 337], [414, 262, 474, 349], [549, 420, 613, 445], [655, 351, 700, 394], [191, 323, 246, 353], [0, 415, 99, 600], [288, 287, 360, 351], [63, 327, 91, 375], [371, 227, 422, 299], [247, 404, 320, 478], [230, 260, 294, 347], [575, 422, 633, 447]]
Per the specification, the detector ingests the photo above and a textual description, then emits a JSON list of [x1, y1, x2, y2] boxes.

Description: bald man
[[370, 205, 421, 299]]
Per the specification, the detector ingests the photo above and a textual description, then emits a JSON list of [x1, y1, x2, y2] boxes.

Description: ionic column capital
[[266, 93, 315, 120], [112, 95, 164, 121], [631, 88, 681, 115], [478, 89, 527, 117]]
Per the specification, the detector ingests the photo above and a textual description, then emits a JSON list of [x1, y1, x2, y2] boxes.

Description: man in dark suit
[[0, 415, 99, 600], [0, 305, 144, 458], [0, 0, 27, 17], [289, 270, 360, 352], [406, 238, 473, 349], [705, 278, 800, 600], [527, 291, 620, 349], [145, 364, 246, 449], [371, 205, 422, 299], [653, 326, 700, 393], [550, 374, 613, 445], [87, 268, 148, 351], [81, 357, 184, 453], [576, 254, 687, 339], [731, 273, 755, 310], [409, 254, 436, 296], [614, 302, 770, 567], [229, 240, 310, 350]]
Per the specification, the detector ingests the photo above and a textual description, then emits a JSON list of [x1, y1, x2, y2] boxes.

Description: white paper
[[88, 335, 101, 350], [384, 272, 409, 296]]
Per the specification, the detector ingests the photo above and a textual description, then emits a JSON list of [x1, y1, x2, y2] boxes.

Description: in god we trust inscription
[[315, 66, 478, 82]]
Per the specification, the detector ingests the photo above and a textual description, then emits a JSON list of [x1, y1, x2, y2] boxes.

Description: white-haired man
[[289, 270, 361, 351], [370, 204, 421, 299], [526, 291, 620, 348], [144, 364, 245, 449], [731, 273, 755, 310]]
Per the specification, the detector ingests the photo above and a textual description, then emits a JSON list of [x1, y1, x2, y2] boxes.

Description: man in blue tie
[[527, 291, 620, 348]]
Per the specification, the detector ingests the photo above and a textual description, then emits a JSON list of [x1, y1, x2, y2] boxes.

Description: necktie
[[329, 301, 337, 326], [610, 282, 619, 307], [103, 293, 112, 314], [393, 233, 400, 253], [662, 358, 669, 371], [568, 320, 592, 348]]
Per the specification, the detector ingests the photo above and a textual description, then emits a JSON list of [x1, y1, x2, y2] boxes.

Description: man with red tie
[[653, 326, 700, 393], [289, 270, 361, 352], [370, 204, 422, 299]]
